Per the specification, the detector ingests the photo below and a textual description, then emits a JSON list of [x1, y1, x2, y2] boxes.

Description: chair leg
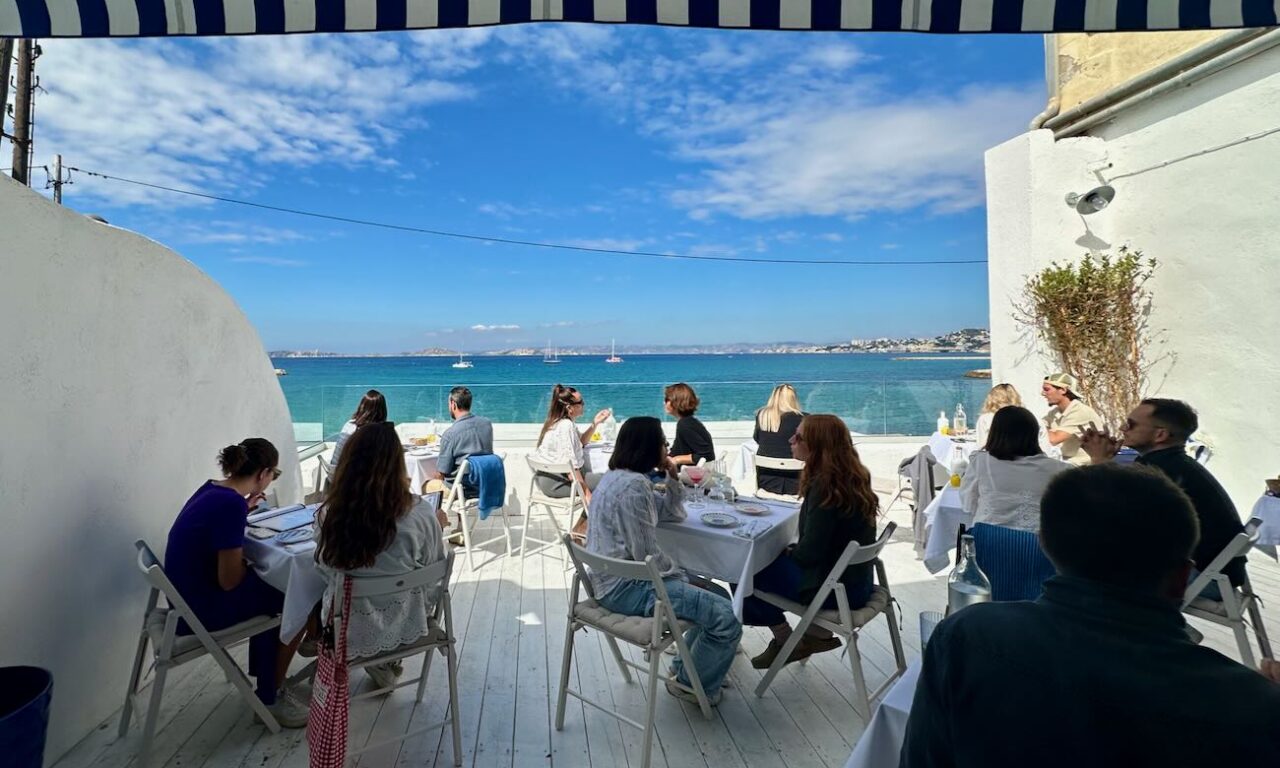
[[459, 505, 478, 572], [847, 636, 871, 721], [446, 642, 463, 767], [604, 636, 632, 684], [1221, 585, 1256, 668], [118, 627, 150, 737], [640, 644, 662, 768], [884, 602, 908, 673], [500, 504, 513, 556], [754, 625, 806, 698], [519, 501, 534, 560], [416, 647, 434, 703], [211, 647, 280, 733], [554, 621, 577, 731], [136, 663, 168, 768], [1247, 597, 1273, 659]]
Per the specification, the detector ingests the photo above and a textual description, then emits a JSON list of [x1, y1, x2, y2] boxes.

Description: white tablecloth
[[584, 442, 614, 474], [1251, 494, 1280, 559], [657, 499, 802, 620], [843, 661, 922, 768], [921, 486, 972, 574], [927, 432, 978, 474], [243, 505, 326, 641], [734, 440, 759, 481], [405, 450, 439, 494]]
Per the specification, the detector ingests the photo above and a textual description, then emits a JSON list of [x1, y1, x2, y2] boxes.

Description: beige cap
[[1044, 372, 1080, 395]]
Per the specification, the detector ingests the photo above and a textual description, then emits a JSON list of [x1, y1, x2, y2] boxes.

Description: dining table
[[404, 445, 441, 494], [1251, 493, 1280, 560], [242, 504, 326, 641], [927, 431, 979, 474], [842, 661, 922, 768], [920, 485, 973, 574]]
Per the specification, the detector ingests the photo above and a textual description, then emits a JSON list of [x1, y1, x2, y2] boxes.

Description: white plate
[[700, 512, 740, 528], [734, 502, 769, 516], [408, 448, 437, 457], [276, 527, 313, 545]]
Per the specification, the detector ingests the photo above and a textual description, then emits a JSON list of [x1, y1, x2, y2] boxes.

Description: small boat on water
[[605, 339, 623, 364], [274, 368, 287, 376], [543, 341, 561, 365], [452, 352, 473, 369]]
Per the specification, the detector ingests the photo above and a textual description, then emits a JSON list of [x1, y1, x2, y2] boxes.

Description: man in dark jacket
[[900, 464, 1280, 767], [1082, 398, 1246, 587]]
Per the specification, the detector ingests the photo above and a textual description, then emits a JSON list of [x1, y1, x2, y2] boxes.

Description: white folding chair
[[1182, 516, 1272, 668], [752, 454, 804, 502], [555, 535, 713, 768], [522, 457, 588, 566], [119, 541, 283, 768], [751, 523, 907, 719], [445, 454, 512, 572], [334, 550, 463, 766]]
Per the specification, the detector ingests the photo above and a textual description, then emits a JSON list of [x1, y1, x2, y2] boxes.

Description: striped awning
[[2, 0, 1276, 37]]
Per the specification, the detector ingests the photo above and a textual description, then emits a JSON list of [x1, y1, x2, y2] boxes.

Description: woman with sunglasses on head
[[740, 415, 880, 670], [165, 438, 310, 727], [586, 416, 742, 705], [315, 422, 447, 692], [531, 383, 612, 505]]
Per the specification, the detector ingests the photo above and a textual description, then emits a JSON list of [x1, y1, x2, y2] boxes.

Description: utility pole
[[52, 152, 63, 203], [10, 39, 35, 186], [0, 40, 13, 145]]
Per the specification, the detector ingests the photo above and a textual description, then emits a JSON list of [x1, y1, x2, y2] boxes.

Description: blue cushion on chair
[[971, 523, 1057, 602]]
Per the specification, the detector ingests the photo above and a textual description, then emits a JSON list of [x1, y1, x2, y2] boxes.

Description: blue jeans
[[598, 577, 742, 696], [739, 554, 872, 628]]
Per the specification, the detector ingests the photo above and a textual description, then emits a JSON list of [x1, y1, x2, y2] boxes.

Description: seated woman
[[975, 383, 1022, 449], [531, 384, 611, 504], [664, 382, 714, 467], [329, 389, 387, 470], [587, 416, 742, 705], [315, 422, 447, 690], [742, 415, 879, 670], [753, 384, 805, 497], [165, 438, 308, 726], [960, 406, 1071, 532]]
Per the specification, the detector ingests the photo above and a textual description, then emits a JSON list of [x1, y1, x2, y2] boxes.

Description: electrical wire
[[66, 166, 988, 267]]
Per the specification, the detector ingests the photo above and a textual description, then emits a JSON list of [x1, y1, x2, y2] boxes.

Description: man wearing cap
[[1041, 373, 1101, 466]]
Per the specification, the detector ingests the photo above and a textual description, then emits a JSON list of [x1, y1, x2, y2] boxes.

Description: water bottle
[[949, 445, 968, 487], [602, 411, 617, 442], [947, 534, 992, 615], [429, 418, 438, 444], [953, 403, 967, 434], [937, 411, 949, 435]]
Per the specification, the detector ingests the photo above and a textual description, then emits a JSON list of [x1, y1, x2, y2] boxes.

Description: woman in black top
[[664, 382, 715, 466], [741, 414, 879, 670], [753, 384, 805, 496]]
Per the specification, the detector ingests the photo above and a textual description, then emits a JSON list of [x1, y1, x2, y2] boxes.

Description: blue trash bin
[[0, 666, 54, 768]]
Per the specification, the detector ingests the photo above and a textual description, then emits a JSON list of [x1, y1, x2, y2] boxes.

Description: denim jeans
[[598, 577, 742, 696], [739, 554, 873, 628]]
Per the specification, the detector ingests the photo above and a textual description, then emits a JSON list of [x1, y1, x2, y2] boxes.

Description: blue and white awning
[[1, 0, 1276, 37]]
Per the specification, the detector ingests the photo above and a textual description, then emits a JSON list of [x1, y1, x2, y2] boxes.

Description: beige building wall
[[1054, 31, 1229, 111]]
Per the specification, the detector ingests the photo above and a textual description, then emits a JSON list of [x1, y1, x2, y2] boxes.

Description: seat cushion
[[573, 599, 693, 647], [757, 585, 891, 630], [147, 608, 281, 663]]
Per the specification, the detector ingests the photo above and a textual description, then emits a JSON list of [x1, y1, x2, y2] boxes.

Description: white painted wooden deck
[[54, 494, 1280, 768]]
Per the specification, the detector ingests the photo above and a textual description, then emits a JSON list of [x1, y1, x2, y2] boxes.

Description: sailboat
[[605, 339, 623, 364], [451, 350, 473, 369], [543, 341, 561, 365]]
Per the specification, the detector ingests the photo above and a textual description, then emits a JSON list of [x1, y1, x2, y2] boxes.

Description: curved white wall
[[984, 45, 1280, 508], [0, 177, 300, 762]]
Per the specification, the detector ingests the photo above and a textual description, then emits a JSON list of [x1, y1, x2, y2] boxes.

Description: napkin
[[248, 503, 305, 524], [732, 520, 774, 540]]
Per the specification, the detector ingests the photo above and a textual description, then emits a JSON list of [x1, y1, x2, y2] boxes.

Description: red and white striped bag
[[308, 575, 352, 768]]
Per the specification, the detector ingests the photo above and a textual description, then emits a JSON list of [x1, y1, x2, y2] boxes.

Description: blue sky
[[25, 27, 1043, 353]]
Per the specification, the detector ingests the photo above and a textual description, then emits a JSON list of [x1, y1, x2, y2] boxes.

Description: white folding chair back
[[444, 454, 512, 572], [751, 522, 907, 718], [1182, 516, 1271, 668], [555, 535, 712, 768], [327, 550, 463, 765], [118, 540, 284, 768], [752, 455, 805, 472], [522, 456, 588, 565]]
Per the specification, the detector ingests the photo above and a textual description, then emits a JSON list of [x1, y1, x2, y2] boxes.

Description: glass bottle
[[953, 403, 967, 434], [937, 410, 949, 435], [949, 445, 968, 487], [947, 534, 992, 615]]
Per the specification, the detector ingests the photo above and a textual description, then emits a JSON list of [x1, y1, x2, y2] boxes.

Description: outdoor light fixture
[[1064, 185, 1116, 215]]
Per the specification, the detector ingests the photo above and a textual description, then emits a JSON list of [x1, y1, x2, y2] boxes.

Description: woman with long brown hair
[[315, 422, 446, 690], [530, 383, 612, 504], [740, 414, 880, 670], [329, 389, 388, 469]]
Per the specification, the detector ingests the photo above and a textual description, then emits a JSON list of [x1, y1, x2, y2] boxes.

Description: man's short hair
[[449, 386, 472, 411], [1141, 398, 1198, 443], [1040, 464, 1198, 591]]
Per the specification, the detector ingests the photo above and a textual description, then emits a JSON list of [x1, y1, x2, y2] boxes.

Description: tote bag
[[308, 575, 352, 768]]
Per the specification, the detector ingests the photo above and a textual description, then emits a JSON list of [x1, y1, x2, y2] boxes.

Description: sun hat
[[1044, 372, 1080, 395]]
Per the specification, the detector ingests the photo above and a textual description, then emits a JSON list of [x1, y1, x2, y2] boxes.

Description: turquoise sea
[[273, 353, 990, 437]]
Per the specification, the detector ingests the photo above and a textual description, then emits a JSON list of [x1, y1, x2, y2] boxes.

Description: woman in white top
[[315, 421, 446, 691], [531, 384, 611, 504], [328, 389, 387, 470], [974, 383, 1022, 449], [960, 406, 1070, 532]]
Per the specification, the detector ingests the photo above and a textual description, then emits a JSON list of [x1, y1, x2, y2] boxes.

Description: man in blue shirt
[[433, 385, 493, 501], [901, 464, 1280, 767]]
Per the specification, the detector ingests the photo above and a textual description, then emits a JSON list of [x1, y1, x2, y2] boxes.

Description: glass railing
[[288, 380, 990, 438]]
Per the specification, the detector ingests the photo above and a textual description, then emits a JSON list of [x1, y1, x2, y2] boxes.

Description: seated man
[[432, 386, 493, 498], [1081, 398, 1247, 593], [901, 464, 1280, 767], [1039, 372, 1101, 466]]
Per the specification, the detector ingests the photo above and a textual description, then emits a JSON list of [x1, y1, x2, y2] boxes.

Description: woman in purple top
[[165, 438, 309, 727]]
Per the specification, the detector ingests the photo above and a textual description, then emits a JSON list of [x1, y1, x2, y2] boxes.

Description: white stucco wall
[[984, 45, 1280, 508], [0, 177, 301, 762]]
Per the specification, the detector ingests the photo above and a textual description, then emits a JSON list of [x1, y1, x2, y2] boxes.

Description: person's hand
[[245, 491, 266, 509], [592, 408, 612, 426], [1261, 659, 1280, 684], [661, 456, 680, 479], [1080, 424, 1122, 464]]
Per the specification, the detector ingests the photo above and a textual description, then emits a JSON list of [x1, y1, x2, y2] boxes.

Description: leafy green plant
[[1015, 247, 1159, 428]]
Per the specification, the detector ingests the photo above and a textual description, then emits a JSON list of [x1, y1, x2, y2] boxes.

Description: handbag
[[308, 575, 352, 768]]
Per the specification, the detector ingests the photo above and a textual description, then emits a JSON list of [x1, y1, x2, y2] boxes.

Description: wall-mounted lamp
[[1064, 185, 1115, 215]]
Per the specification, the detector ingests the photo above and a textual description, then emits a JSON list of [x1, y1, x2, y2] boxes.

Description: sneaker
[[751, 639, 785, 670], [786, 635, 842, 665], [297, 636, 318, 658], [665, 679, 722, 707], [365, 660, 403, 692], [260, 687, 309, 729], [447, 531, 465, 547]]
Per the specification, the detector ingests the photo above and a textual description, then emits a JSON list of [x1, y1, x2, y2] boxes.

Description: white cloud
[[470, 323, 521, 331], [181, 222, 309, 245], [230, 255, 308, 267], [539, 320, 578, 328], [562, 237, 648, 252]]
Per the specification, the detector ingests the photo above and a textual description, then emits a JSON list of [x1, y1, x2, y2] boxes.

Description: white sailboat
[[605, 339, 623, 364], [543, 341, 561, 365], [451, 350, 473, 369]]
